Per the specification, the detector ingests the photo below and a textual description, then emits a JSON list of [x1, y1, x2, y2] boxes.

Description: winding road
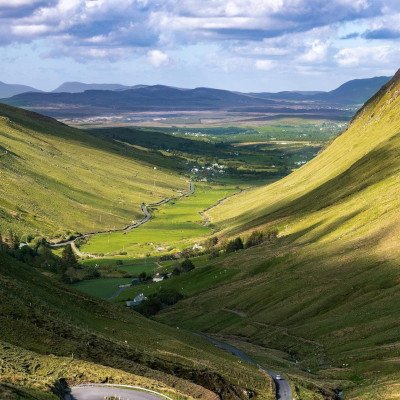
[[50, 181, 195, 254], [67, 384, 172, 400], [204, 336, 293, 400]]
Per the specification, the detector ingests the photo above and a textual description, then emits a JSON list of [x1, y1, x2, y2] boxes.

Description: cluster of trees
[[172, 258, 195, 276], [0, 231, 98, 284], [134, 288, 183, 317]]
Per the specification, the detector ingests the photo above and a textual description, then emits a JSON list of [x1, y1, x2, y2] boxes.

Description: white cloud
[[147, 49, 170, 67], [255, 59, 275, 70], [298, 40, 329, 63], [335, 45, 391, 67]]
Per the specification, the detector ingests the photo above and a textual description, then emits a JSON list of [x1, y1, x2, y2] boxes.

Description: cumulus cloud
[[255, 59, 275, 70], [298, 40, 329, 63], [335, 45, 392, 67], [0, 0, 399, 76], [147, 49, 170, 67]]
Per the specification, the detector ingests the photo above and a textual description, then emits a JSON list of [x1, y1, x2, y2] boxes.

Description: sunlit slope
[[157, 71, 400, 398], [0, 251, 273, 399], [209, 70, 400, 246], [0, 104, 185, 236]]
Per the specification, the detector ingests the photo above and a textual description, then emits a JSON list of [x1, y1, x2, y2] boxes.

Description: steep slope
[[0, 104, 185, 236], [316, 75, 391, 104], [0, 251, 273, 399], [0, 81, 41, 98], [208, 70, 400, 239], [156, 71, 400, 398]]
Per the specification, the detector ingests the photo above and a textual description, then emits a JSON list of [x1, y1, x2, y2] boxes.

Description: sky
[[0, 0, 399, 92]]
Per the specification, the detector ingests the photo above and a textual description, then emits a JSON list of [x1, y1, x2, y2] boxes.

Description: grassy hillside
[[0, 250, 273, 399], [154, 72, 400, 398], [0, 104, 186, 237]]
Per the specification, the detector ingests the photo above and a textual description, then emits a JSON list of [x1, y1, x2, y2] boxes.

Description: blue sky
[[0, 0, 399, 92]]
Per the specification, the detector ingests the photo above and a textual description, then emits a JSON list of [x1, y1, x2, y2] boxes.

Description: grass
[[152, 74, 400, 398], [72, 277, 133, 299], [0, 104, 186, 238], [0, 250, 274, 400], [81, 183, 237, 257], [116, 262, 239, 303]]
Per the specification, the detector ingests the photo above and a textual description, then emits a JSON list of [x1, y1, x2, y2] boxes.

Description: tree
[[61, 244, 78, 269], [158, 288, 183, 305], [0, 233, 7, 253], [226, 237, 244, 253], [205, 236, 218, 249], [181, 258, 194, 272], [245, 231, 264, 248], [138, 271, 148, 281], [8, 230, 20, 251]]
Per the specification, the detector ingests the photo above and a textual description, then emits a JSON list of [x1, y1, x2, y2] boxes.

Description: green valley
[[1, 63, 399, 400]]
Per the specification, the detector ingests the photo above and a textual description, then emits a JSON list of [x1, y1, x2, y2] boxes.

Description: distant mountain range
[[0, 76, 391, 117], [52, 81, 134, 93], [0, 81, 41, 98], [250, 76, 391, 104]]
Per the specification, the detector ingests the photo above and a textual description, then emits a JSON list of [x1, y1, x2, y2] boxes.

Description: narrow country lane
[[67, 384, 172, 400], [204, 336, 293, 400]]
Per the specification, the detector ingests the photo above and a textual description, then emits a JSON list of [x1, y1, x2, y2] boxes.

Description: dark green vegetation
[[153, 71, 400, 398], [0, 247, 273, 399]]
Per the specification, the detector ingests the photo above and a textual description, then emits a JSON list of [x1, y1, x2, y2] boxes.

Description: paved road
[[50, 182, 194, 253], [204, 336, 293, 400], [68, 384, 172, 400]]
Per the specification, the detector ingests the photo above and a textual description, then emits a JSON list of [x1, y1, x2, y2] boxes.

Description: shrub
[[226, 237, 244, 253], [172, 267, 181, 276], [181, 258, 194, 272], [208, 249, 220, 259], [245, 231, 264, 248]]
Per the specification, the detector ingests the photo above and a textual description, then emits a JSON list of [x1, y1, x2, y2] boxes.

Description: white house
[[126, 293, 147, 307], [153, 273, 164, 283]]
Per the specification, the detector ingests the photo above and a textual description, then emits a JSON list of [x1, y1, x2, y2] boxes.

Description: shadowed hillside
[[0, 250, 273, 399]]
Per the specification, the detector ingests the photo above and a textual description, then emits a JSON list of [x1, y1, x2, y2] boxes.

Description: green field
[[159, 118, 346, 143], [117, 260, 239, 304], [81, 183, 237, 257], [72, 277, 133, 298]]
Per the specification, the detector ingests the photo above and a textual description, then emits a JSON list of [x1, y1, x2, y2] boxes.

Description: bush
[[172, 267, 181, 276], [181, 258, 194, 272], [205, 236, 218, 249], [208, 249, 220, 259], [226, 237, 244, 253], [245, 231, 264, 248], [158, 288, 183, 305], [135, 297, 162, 317], [134, 288, 183, 317]]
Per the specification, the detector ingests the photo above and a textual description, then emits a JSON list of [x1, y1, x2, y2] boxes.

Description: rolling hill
[[0, 103, 187, 237], [0, 249, 272, 399], [251, 76, 391, 104], [1, 77, 390, 119], [0, 81, 41, 98], [154, 72, 400, 398], [53, 81, 133, 93]]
